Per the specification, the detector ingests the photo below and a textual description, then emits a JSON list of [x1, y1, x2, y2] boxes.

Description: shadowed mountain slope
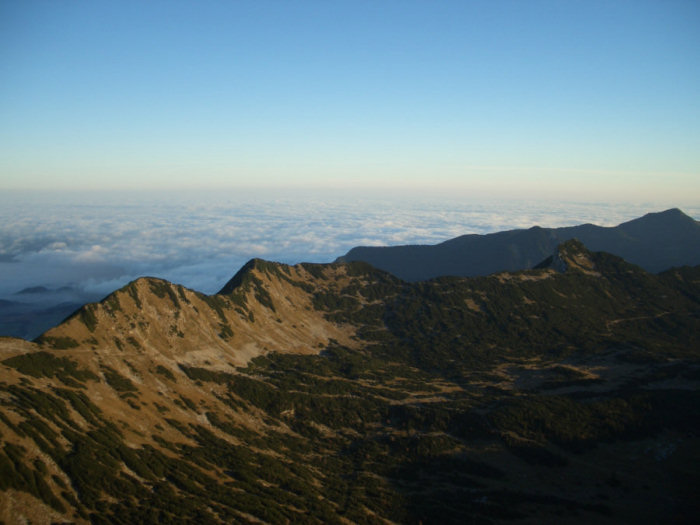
[[1, 240, 699, 524], [338, 208, 700, 281]]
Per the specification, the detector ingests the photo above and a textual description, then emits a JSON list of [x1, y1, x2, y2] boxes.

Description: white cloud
[[0, 189, 696, 301], [74, 244, 109, 263]]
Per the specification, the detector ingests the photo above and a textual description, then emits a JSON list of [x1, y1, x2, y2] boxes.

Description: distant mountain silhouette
[[0, 285, 100, 340], [14, 285, 51, 295], [0, 299, 87, 340], [337, 208, 700, 281]]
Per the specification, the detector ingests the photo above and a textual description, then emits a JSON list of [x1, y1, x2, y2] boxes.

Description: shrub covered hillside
[[1, 240, 699, 524]]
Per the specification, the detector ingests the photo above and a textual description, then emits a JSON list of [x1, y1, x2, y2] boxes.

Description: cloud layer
[[1, 189, 695, 302]]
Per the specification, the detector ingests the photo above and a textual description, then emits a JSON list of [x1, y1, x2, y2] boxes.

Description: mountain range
[[1, 208, 697, 341], [1, 237, 699, 523], [338, 208, 700, 281]]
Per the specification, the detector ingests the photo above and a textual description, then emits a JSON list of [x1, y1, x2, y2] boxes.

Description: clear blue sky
[[1, 0, 699, 200]]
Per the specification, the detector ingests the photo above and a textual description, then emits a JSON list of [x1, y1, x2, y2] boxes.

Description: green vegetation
[[3, 351, 97, 386], [109, 338, 122, 352], [101, 366, 138, 393], [35, 335, 80, 349], [198, 293, 230, 323], [246, 272, 276, 312], [217, 323, 234, 340], [154, 365, 176, 381], [217, 260, 276, 311], [104, 293, 122, 315], [176, 284, 191, 304], [149, 279, 181, 309], [179, 365, 233, 384], [0, 443, 65, 512], [277, 272, 315, 293], [79, 305, 99, 332], [300, 262, 326, 279], [123, 282, 142, 309]]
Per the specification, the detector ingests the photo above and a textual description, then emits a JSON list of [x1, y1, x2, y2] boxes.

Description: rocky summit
[[1, 240, 699, 524]]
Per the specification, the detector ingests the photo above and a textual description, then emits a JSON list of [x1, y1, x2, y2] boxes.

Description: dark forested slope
[[1, 240, 699, 524]]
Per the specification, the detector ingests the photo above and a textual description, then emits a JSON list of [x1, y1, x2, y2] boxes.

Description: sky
[[1, 0, 699, 199]]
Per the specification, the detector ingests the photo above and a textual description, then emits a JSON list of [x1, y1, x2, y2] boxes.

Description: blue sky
[[1, 0, 699, 199]]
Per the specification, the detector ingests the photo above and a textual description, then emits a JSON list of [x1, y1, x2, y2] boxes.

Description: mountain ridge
[[0, 240, 699, 523], [34, 260, 372, 368], [2, 208, 696, 341], [337, 208, 700, 281]]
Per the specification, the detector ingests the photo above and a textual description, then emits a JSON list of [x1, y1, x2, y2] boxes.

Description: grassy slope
[[0, 242, 699, 524]]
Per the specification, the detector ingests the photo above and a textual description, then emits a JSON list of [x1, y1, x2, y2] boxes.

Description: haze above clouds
[[1, 1, 699, 198]]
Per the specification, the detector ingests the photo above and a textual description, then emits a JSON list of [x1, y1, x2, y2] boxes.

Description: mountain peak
[[534, 239, 600, 275], [34, 259, 361, 368], [339, 208, 700, 280], [617, 208, 698, 237], [217, 258, 262, 295], [644, 207, 688, 220]]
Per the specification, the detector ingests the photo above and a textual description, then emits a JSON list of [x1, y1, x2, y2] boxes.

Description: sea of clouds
[[1, 189, 697, 307]]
